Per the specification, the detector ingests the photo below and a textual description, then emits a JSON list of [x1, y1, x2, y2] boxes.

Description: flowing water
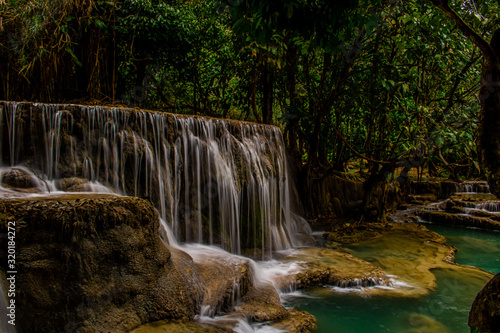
[[286, 219, 500, 332], [0, 101, 311, 333], [0, 101, 311, 258], [2, 101, 499, 333]]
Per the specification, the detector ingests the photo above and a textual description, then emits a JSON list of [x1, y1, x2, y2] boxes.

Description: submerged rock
[[469, 273, 500, 333], [0, 195, 197, 333], [404, 314, 451, 333]]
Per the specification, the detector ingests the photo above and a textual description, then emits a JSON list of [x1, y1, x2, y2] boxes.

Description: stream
[[286, 195, 500, 333]]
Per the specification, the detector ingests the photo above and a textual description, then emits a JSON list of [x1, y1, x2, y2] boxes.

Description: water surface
[[288, 223, 500, 333]]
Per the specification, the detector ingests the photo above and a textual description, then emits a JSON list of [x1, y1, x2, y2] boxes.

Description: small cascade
[[454, 181, 490, 194], [334, 277, 389, 288], [0, 101, 310, 258], [462, 201, 500, 213]]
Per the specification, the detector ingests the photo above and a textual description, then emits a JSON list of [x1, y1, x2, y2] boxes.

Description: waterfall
[[454, 181, 490, 194], [0, 101, 310, 257]]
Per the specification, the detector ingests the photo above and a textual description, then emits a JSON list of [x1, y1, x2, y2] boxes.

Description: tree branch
[[430, 0, 498, 63]]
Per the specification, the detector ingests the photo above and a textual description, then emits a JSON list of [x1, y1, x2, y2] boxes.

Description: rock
[[418, 210, 500, 231], [56, 177, 91, 192], [235, 283, 288, 322], [1, 168, 42, 191], [0, 195, 197, 333], [272, 309, 317, 333], [404, 314, 451, 333], [197, 258, 251, 316], [129, 319, 223, 333], [407, 180, 461, 199], [323, 226, 383, 244], [305, 173, 364, 219], [469, 273, 500, 333], [280, 247, 390, 290]]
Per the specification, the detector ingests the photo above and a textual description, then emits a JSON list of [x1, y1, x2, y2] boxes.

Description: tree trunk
[[479, 37, 500, 196], [362, 170, 388, 224]]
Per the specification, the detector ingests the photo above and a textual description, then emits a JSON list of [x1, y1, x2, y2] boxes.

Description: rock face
[[304, 172, 364, 218], [408, 180, 490, 199], [0, 195, 198, 333], [469, 273, 500, 333]]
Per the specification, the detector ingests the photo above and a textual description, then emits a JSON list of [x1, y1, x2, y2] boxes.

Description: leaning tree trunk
[[480, 29, 500, 197]]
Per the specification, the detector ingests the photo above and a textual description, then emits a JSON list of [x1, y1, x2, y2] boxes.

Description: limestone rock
[[0, 168, 42, 192], [272, 309, 317, 333], [0, 195, 197, 333], [469, 273, 500, 333], [418, 210, 500, 231]]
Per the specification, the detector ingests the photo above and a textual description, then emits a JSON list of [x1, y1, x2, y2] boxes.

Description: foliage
[[0, 0, 496, 183]]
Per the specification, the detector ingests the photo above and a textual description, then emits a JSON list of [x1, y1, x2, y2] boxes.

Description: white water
[[454, 181, 490, 194], [0, 101, 317, 331]]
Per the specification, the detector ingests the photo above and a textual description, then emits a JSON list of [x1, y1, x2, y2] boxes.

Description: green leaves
[[65, 46, 82, 67]]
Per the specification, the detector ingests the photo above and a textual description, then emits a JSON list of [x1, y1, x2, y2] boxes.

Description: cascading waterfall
[[0, 101, 310, 258], [454, 181, 490, 194]]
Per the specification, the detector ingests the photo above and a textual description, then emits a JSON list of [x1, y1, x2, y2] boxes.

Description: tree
[[430, 0, 500, 196]]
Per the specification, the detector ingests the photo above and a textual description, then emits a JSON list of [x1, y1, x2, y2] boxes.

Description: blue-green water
[[287, 223, 500, 333], [425, 224, 500, 274]]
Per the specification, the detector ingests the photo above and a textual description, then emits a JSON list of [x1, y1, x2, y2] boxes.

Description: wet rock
[[418, 210, 500, 231], [281, 247, 390, 290], [197, 258, 251, 316], [0, 195, 197, 333], [408, 180, 461, 199], [323, 226, 383, 244], [56, 177, 91, 192], [469, 273, 500, 333], [1, 168, 42, 191], [130, 319, 223, 333], [235, 283, 288, 322], [272, 309, 317, 333], [305, 172, 364, 219]]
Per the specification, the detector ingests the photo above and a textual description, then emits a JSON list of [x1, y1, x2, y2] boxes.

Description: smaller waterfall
[[462, 201, 500, 213], [454, 181, 490, 194]]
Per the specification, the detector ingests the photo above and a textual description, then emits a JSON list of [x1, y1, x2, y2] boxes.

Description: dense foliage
[[1, 0, 499, 218]]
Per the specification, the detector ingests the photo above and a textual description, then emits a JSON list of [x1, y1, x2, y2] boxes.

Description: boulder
[[0, 195, 197, 333], [272, 309, 317, 333], [469, 273, 500, 333], [1, 168, 42, 191], [56, 177, 91, 192]]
